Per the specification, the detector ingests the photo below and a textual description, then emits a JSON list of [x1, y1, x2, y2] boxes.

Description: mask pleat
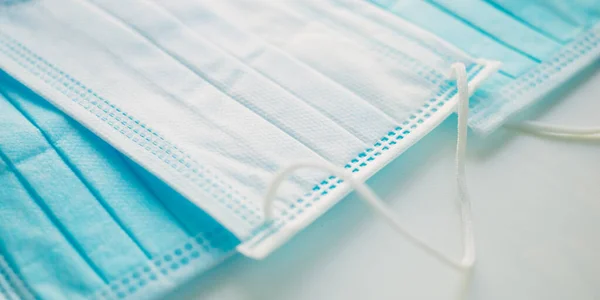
[[0, 164, 105, 299], [428, 0, 562, 60], [287, 0, 453, 72], [537, 0, 600, 26], [0, 89, 152, 281], [187, 0, 453, 123], [83, 0, 368, 164], [150, 0, 400, 145], [51, 0, 369, 210], [120, 158, 240, 239], [372, 0, 600, 133], [131, 0, 464, 212], [2, 1, 335, 209], [0, 0, 497, 262], [127, 1, 341, 199], [0, 4, 340, 234], [281, 25, 439, 121], [485, 0, 584, 43], [379, 0, 539, 77], [0, 74, 195, 256], [0, 71, 242, 298]]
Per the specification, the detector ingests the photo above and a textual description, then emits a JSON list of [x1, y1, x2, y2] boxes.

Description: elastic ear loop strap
[[262, 63, 475, 271], [506, 121, 600, 140]]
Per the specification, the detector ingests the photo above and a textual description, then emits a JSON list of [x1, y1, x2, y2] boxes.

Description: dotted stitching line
[[95, 226, 236, 300], [0, 31, 261, 225]]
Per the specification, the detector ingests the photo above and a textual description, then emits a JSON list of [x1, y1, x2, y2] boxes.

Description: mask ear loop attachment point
[[262, 63, 476, 272]]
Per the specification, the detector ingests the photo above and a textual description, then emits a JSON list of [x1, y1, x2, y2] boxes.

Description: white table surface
[[166, 63, 600, 300]]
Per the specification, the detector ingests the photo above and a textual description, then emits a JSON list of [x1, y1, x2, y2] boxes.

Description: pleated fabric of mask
[[0, 71, 239, 300], [371, 0, 600, 134], [0, 0, 498, 260]]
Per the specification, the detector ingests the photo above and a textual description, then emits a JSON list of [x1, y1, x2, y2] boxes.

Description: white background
[[166, 63, 600, 300]]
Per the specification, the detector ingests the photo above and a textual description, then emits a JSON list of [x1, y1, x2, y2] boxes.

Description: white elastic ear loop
[[262, 63, 475, 271], [450, 63, 475, 269], [506, 121, 600, 140]]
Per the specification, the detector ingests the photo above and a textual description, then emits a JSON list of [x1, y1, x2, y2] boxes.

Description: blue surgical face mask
[[0, 0, 498, 266], [371, 0, 600, 134], [0, 71, 239, 300]]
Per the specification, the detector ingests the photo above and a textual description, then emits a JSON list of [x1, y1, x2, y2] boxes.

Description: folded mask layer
[[0, 0, 498, 259], [0, 71, 239, 300], [371, 0, 600, 134]]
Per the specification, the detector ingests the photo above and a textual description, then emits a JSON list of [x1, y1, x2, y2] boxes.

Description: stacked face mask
[[0, 0, 499, 297], [0, 70, 239, 299], [370, 0, 600, 134]]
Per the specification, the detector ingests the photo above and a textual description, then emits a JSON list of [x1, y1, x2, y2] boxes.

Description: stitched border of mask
[[0, 29, 499, 259], [469, 23, 600, 134]]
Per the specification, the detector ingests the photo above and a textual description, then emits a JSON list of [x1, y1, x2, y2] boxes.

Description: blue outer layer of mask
[[0, 70, 239, 300], [371, 0, 600, 133]]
